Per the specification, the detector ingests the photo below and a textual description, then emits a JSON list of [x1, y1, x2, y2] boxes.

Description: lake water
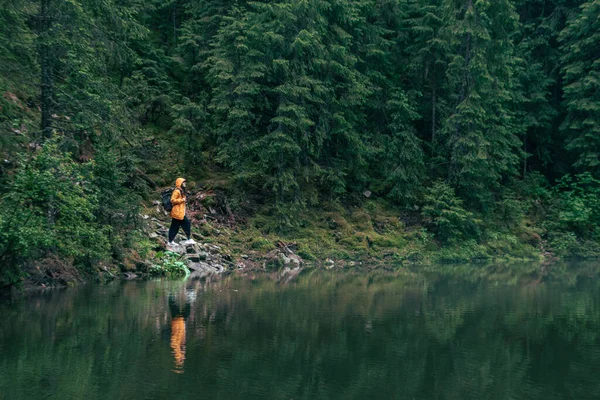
[[2, 263, 600, 399]]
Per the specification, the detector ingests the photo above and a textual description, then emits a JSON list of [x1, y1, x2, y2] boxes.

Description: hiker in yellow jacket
[[168, 178, 196, 246]]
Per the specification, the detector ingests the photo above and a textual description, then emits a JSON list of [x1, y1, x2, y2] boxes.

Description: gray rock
[[188, 261, 212, 271], [207, 245, 221, 254], [279, 253, 292, 265], [187, 261, 226, 274], [288, 254, 301, 265], [278, 251, 302, 266], [212, 264, 226, 273], [167, 244, 186, 254]]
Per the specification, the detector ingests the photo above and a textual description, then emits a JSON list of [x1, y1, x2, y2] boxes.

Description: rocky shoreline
[[5, 188, 554, 294], [144, 214, 305, 279], [149, 216, 228, 276]]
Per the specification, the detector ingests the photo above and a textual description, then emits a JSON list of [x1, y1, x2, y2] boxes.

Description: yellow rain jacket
[[170, 178, 186, 220]]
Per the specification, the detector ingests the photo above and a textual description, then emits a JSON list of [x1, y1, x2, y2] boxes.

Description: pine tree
[[405, 0, 450, 171], [0, 0, 37, 162], [177, 0, 237, 96], [207, 1, 372, 226], [384, 91, 425, 205], [439, 0, 524, 209], [350, 0, 427, 205], [170, 95, 209, 167], [0, 0, 151, 271], [206, 5, 266, 175], [515, 0, 581, 178], [559, 1, 600, 172]]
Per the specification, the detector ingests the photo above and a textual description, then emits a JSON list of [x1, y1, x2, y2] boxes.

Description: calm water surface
[[2, 263, 600, 399]]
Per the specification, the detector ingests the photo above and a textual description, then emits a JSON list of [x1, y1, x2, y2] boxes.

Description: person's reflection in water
[[169, 293, 191, 374]]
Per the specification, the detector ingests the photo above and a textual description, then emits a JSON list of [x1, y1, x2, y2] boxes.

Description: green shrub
[[543, 173, 600, 258], [548, 173, 600, 238], [0, 140, 110, 286], [433, 240, 488, 263], [422, 181, 481, 244], [547, 231, 581, 258], [149, 251, 190, 277], [495, 196, 525, 229], [249, 237, 275, 252], [297, 248, 316, 261]]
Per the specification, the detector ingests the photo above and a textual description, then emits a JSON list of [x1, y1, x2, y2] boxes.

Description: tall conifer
[[559, 1, 600, 172]]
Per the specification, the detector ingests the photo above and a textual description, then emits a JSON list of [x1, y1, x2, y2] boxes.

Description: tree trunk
[[39, 0, 53, 139], [431, 83, 437, 153], [523, 132, 527, 177]]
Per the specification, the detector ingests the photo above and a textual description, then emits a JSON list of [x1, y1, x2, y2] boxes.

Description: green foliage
[[546, 173, 600, 242], [249, 237, 276, 252], [422, 181, 480, 244], [383, 91, 425, 206], [149, 251, 190, 277], [169, 97, 209, 167], [207, 0, 372, 223], [439, 0, 524, 208], [514, 0, 570, 177], [0, 139, 110, 285], [559, 1, 600, 171], [2, 0, 600, 281]]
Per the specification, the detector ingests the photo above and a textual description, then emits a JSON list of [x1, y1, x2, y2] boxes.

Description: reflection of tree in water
[[2, 263, 600, 399], [184, 266, 600, 399]]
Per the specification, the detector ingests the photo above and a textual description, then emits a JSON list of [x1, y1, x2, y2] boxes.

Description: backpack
[[161, 188, 177, 212]]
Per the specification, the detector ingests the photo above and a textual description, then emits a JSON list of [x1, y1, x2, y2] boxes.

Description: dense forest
[[1, 0, 599, 286]]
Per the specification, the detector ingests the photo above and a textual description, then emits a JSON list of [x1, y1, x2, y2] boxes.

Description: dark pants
[[169, 216, 191, 242]]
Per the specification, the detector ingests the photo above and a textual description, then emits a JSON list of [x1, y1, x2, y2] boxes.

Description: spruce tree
[[405, 0, 450, 171], [384, 91, 425, 205], [207, 1, 372, 226], [439, 0, 523, 209], [353, 0, 427, 205], [177, 0, 237, 96], [559, 1, 600, 172], [515, 0, 581, 178]]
